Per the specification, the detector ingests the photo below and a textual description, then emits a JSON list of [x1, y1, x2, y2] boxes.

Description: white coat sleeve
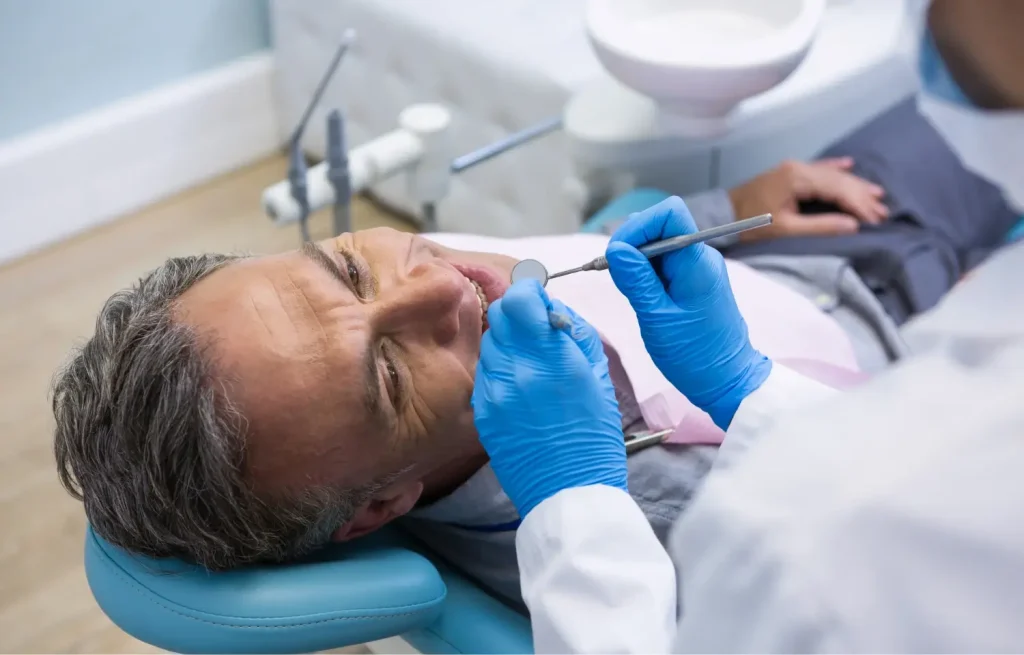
[[668, 364, 841, 652], [514, 364, 834, 654], [516, 484, 677, 654], [713, 363, 840, 472]]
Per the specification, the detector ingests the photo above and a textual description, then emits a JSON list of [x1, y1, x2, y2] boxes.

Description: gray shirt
[[404, 436, 717, 611]]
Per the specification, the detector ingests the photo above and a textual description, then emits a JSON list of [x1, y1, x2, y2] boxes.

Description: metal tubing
[[450, 117, 562, 173]]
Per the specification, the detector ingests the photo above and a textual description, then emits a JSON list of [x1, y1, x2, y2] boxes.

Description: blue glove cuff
[[703, 355, 773, 430], [517, 474, 629, 519]]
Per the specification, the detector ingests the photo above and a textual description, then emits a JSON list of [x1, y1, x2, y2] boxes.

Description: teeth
[[470, 279, 489, 328]]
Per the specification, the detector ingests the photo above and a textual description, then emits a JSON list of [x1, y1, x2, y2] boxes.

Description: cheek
[[407, 349, 475, 428], [356, 428, 410, 482]]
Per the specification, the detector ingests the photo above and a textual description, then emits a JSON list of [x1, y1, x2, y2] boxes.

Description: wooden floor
[[0, 155, 409, 653]]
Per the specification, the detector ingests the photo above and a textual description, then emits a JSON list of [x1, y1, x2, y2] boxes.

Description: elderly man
[[53, 88, 1019, 606]]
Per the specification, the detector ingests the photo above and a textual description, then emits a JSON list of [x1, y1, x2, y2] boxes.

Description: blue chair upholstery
[[86, 525, 440, 653], [86, 523, 532, 654]]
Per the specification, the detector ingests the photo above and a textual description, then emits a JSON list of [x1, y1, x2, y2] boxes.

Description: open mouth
[[452, 263, 507, 334]]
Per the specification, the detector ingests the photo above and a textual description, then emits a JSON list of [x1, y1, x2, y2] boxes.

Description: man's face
[[176, 228, 514, 501]]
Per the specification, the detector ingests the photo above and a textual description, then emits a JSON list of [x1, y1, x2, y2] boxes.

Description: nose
[[373, 260, 465, 345]]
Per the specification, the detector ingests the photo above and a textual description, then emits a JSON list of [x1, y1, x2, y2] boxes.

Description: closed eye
[[382, 344, 404, 411], [386, 358, 400, 401]]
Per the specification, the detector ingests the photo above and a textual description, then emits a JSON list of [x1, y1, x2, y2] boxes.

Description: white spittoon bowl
[[586, 0, 827, 135]]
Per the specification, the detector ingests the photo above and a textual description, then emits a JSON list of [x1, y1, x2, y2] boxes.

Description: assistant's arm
[[518, 485, 676, 653], [605, 157, 891, 246], [517, 363, 837, 654], [485, 196, 843, 653], [684, 189, 745, 249], [712, 362, 838, 470], [602, 189, 739, 247]]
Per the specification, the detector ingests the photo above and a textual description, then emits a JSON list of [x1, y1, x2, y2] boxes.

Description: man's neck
[[417, 444, 489, 506]]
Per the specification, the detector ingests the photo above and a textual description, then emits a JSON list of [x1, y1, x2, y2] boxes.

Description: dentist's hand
[[605, 196, 772, 429], [472, 279, 626, 518]]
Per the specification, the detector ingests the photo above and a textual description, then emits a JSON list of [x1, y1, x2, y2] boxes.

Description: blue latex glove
[[472, 279, 626, 518], [605, 196, 772, 429]]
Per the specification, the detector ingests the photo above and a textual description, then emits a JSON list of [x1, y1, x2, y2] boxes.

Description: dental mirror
[[510, 258, 550, 287], [510, 258, 574, 331]]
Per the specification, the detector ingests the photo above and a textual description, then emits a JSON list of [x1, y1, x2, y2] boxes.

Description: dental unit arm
[[264, 103, 452, 229], [262, 106, 563, 235]]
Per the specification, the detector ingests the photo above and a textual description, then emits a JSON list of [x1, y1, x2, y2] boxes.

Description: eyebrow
[[300, 242, 392, 431], [301, 242, 353, 293]]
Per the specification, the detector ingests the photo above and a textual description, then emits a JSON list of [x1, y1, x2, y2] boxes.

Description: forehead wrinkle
[[293, 260, 389, 435], [285, 246, 394, 443], [247, 292, 275, 340], [280, 262, 329, 355], [363, 338, 388, 432], [327, 316, 387, 434]]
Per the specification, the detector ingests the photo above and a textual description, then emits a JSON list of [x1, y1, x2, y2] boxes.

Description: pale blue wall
[[0, 0, 270, 140]]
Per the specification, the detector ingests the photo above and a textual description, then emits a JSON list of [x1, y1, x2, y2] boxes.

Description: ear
[[331, 480, 424, 542]]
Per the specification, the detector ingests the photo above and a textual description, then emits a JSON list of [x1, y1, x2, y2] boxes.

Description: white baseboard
[[0, 52, 281, 265]]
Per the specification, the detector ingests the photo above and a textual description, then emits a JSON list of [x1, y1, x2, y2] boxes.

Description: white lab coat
[[517, 241, 1024, 653]]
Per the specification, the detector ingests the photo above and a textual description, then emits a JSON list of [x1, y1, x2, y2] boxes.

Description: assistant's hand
[[472, 279, 626, 518], [606, 197, 772, 429], [729, 158, 889, 242]]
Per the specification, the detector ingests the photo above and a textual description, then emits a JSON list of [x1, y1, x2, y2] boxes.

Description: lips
[[453, 265, 507, 304], [452, 263, 509, 334]]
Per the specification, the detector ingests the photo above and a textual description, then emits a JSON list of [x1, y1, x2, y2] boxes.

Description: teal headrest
[[84, 525, 446, 654]]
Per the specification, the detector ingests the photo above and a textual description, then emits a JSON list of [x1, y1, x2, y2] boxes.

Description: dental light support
[[286, 138, 311, 242], [287, 29, 356, 243], [264, 113, 564, 234], [325, 109, 351, 235], [265, 112, 437, 226]]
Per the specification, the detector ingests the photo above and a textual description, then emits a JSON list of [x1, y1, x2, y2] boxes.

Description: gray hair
[[53, 253, 379, 570]]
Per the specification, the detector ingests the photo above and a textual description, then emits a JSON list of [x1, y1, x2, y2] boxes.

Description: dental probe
[[551, 212, 772, 284], [510, 213, 772, 331]]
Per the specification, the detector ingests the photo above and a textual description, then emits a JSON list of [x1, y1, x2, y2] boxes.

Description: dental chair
[[84, 523, 532, 654]]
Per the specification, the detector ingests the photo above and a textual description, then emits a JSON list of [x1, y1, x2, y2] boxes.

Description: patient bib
[[426, 233, 862, 444]]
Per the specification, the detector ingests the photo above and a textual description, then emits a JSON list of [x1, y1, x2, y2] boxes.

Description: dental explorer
[[511, 212, 773, 288]]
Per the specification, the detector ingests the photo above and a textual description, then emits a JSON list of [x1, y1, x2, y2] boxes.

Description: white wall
[[0, 0, 281, 264], [0, 0, 271, 140]]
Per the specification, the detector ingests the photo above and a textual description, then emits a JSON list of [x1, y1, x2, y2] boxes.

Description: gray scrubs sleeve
[[681, 188, 741, 248], [600, 188, 740, 249]]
